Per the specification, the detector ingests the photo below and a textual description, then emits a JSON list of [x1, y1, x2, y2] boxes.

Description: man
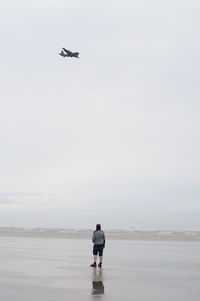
[[90, 224, 105, 268]]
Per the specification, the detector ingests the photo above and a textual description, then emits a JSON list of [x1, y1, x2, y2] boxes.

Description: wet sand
[[0, 236, 199, 300]]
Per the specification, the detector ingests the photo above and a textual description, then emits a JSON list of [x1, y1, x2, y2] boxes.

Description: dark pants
[[93, 244, 104, 256]]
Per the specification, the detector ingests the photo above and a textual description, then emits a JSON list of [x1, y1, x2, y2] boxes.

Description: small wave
[[0, 227, 199, 241]]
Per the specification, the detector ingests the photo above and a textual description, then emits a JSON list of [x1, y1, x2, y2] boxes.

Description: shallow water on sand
[[0, 237, 199, 300]]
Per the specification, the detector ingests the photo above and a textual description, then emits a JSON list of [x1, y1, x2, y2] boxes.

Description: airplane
[[59, 48, 79, 58]]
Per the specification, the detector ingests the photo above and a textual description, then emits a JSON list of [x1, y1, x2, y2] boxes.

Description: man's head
[[96, 224, 101, 231]]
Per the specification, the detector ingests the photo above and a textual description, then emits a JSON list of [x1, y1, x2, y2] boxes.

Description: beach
[[0, 231, 200, 301]]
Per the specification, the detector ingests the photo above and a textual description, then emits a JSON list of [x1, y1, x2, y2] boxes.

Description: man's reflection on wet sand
[[91, 268, 104, 296]]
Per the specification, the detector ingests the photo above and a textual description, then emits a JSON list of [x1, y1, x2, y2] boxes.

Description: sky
[[0, 0, 199, 230]]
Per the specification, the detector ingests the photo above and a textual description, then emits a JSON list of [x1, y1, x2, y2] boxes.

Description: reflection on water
[[91, 268, 104, 296]]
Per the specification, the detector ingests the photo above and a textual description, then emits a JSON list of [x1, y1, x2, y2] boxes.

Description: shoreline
[[0, 227, 200, 242]]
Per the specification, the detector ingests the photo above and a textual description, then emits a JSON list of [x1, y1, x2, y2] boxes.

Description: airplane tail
[[59, 51, 67, 57]]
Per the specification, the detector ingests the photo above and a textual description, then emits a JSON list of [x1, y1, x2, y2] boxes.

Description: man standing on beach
[[90, 224, 105, 268]]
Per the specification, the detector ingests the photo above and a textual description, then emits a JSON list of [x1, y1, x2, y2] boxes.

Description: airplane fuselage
[[60, 48, 79, 58]]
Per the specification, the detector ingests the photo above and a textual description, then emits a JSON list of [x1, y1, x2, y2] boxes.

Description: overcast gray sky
[[0, 0, 199, 230]]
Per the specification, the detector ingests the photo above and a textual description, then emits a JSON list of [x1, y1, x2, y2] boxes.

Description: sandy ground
[[0, 236, 199, 300]]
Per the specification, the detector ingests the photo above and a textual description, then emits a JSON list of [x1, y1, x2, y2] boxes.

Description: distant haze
[[0, 0, 199, 230]]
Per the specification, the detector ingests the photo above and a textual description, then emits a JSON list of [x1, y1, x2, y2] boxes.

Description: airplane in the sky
[[59, 48, 79, 58]]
